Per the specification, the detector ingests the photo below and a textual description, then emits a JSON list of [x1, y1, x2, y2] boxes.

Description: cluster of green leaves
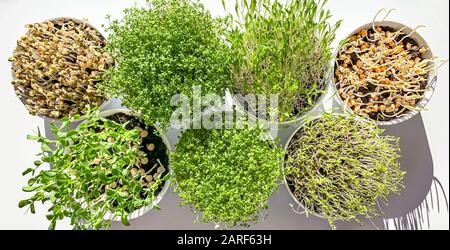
[[103, 0, 232, 130], [285, 113, 405, 229], [19, 110, 167, 230], [226, 0, 342, 122], [171, 124, 284, 228]]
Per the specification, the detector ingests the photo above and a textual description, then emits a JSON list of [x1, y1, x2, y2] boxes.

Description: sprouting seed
[[157, 166, 165, 174], [9, 18, 112, 119], [130, 168, 138, 178], [141, 157, 149, 165], [145, 175, 153, 183], [140, 130, 149, 138]]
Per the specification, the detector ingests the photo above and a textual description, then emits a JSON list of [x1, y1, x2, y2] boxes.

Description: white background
[[0, 0, 448, 230]]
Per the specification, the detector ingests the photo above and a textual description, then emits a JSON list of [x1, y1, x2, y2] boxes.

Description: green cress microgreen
[[171, 123, 284, 228], [102, 0, 232, 130]]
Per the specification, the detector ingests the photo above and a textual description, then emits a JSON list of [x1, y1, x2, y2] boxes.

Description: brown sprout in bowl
[[334, 10, 447, 122], [9, 18, 113, 119]]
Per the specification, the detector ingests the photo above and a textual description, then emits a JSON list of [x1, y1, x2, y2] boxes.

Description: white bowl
[[11, 17, 111, 123], [331, 21, 437, 126], [97, 108, 172, 222], [231, 56, 335, 129]]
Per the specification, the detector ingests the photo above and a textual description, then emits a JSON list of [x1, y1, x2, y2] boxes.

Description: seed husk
[[145, 175, 153, 183], [157, 166, 166, 174], [140, 130, 149, 138], [140, 157, 149, 165], [130, 168, 138, 178]]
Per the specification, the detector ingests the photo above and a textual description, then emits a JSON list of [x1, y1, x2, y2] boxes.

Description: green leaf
[[22, 168, 34, 176], [18, 200, 31, 208], [28, 177, 37, 186], [72, 114, 81, 121], [60, 119, 69, 130], [44, 171, 57, 177], [57, 131, 67, 138], [30, 203, 36, 214], [66, 130, 79, 137], [49, 220, 56, 230], [27, 135, 40, 141], [162, 173, 171, 181], [118, 191, 129, 198], [250, 0, 256, 13], [102, 0, 232, 130], [41, 144, 53, 153], [22, 186, 36, 192], [121, 215, 130, 226]]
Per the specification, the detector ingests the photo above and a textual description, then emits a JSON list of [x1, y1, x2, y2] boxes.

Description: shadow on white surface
[[382, 177, 448, 230], [373, 114, 448, 230]]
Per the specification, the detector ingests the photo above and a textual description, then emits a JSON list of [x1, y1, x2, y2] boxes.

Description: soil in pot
[[9, 18, 113, 119], [100, 112, 169, 211], [334, 25, 444, 122]]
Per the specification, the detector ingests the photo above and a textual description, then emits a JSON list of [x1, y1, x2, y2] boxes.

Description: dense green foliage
[[171, 125, 284, 228], [285, 113, 405, 229], [103, 0, 232, 130], [226, 0, 341, 122], [19, 110, 168, 230]]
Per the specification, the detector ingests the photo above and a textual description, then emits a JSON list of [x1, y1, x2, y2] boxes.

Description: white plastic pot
[[231, 59, 335, 129], [331, 21, 438, 126], [283, 113, 376, 220], [11, 17, 111, 123], [96, 108, 172, 223]]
